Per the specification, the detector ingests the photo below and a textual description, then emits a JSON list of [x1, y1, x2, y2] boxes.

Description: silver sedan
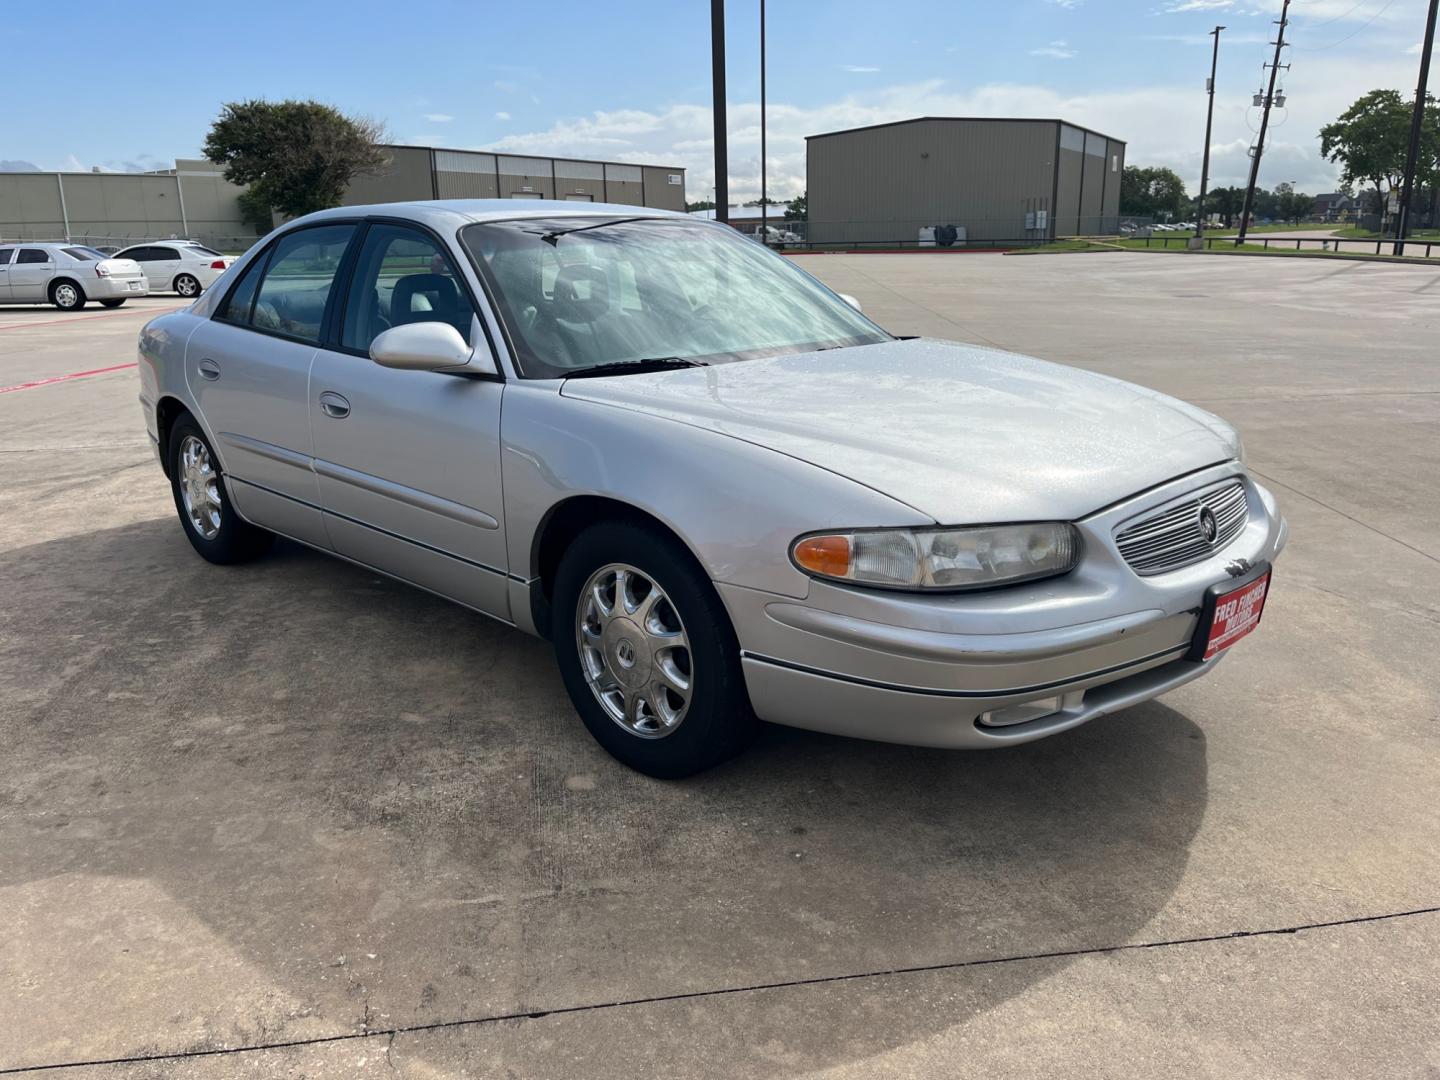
[[135, 200, 1286, 777], [0, 243, 147, 309]]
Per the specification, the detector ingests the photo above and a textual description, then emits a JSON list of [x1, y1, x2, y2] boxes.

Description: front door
[[309, 222, 510, 619], [184, 222, 358, 549], [10, 248, 55, 301], [147, 245, 185, 292], [0, 248, 13, 300]]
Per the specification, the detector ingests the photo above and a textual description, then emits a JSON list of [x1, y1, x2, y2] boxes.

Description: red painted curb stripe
[[0, 305, 185, 332], [0, 362, 138, 395]]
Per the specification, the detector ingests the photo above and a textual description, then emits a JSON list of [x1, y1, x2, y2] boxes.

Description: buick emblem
[[1198, 506, 1219, 545]]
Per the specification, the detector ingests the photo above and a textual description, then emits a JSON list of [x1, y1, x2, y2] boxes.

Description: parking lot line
[[0, 361, 138, 395], [0, 305, 183, 333]]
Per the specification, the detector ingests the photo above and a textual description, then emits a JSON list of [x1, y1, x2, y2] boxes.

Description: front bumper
[[722, 463, 1287, 748]]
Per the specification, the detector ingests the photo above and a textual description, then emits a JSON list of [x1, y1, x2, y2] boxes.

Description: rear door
[[309, 220, 510, 617], [183, 222, 358, 549], [10, 248, 55, 300]]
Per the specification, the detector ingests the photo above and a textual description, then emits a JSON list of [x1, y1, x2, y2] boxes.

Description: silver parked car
[[112, 241, 235, 298], [136, 201, 1286, 777], [0, 243, 147, 309]]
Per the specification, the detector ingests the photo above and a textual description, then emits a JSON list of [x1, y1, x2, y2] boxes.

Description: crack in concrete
[[1249, 468, 1440, 566], [4, 904, 1437, 1075]]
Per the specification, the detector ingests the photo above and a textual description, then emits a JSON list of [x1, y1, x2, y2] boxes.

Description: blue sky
[[1, 0, 1432, 198]]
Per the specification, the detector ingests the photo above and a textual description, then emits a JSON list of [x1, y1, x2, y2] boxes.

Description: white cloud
[[422, 113, 454, 123], [842, 65, 882, 73], [1030, 40, 1077, 58], [1406, 41, 1423, 53], [495, 111, 512, 121], [1163, 0, 1234, 11], [1046, 0, 1082, 7]]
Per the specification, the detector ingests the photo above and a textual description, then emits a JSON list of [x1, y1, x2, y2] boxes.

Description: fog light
[[978, 696, 1065, 728]]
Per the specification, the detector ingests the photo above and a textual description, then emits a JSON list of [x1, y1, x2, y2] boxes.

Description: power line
[[1294, 0, 1399, 50]]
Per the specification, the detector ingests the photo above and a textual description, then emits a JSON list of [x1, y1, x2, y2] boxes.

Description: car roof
[[291, 198, 691, 231]]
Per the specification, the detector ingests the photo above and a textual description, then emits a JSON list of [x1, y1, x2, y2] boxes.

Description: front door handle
[[198, 358, 221, 381], [319, 391, 351, 419]]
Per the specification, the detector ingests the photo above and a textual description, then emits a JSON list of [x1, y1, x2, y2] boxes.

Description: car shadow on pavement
[[0, 519, 1209, 1073]]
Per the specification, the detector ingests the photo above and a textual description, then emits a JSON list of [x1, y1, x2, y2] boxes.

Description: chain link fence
[[0, 230, 263, 255], [753, 214, 1147, 251]]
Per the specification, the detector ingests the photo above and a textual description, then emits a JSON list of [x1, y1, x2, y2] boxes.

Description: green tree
[[1120, 166, 1187, 220], [685, 199, 716, 212], [236, 189, 275, 234], [1319, 89, 1440, 233], [204, 99, 390, 219], [1205, 185, 1244, 227], [743, 196, 781, 207], [784, 191, 808, 222]]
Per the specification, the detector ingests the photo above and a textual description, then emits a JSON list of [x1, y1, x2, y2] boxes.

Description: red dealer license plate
[[1191, 566, 1271, 662]]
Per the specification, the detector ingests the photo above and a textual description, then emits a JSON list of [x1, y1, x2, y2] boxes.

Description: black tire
[[49, 279, 86, 311], [167, 415, 273, 564], [174, 274, 201, 299], [552, 520, 758, 778], [100, 299, 126, 309]]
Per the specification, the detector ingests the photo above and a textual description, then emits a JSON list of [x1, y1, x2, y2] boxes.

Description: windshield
[[63, 247, 106, 261], [461, 217, 888, 378]]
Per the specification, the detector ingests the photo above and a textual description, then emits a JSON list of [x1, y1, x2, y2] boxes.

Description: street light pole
[[1194, 25, 1225, 246], [711, 0, 729, 225], [760, 0, 768, 245], [1238, 0, 1290, 243], [1393, 0, 1438, 255]]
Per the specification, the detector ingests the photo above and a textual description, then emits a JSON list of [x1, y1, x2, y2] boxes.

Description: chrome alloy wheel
[[178, 435, 222, 540], [54, 283, 79, 308], [176, 275, 199, 297], [576, 563, 693, 739]]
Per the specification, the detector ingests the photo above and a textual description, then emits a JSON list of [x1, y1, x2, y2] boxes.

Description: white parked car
[[0, 243, 147, 310], [113, 242, 235, 299]]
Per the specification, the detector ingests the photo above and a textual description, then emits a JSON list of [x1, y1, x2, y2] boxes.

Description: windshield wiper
[[540, 216, 650, 246], [563, 357, 708, 379]]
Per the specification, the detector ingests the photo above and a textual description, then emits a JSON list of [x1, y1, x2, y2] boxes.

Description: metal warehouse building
[[1, 146, 685, 249], [806, 117, 1126, 245], [343, 145, 686, 211]]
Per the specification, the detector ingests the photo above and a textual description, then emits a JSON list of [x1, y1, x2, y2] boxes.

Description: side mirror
[[838, 293, 863, 313], [369, 320, 497, 376]]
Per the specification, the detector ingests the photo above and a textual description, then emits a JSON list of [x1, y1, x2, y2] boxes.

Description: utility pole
[[1393, 0, 1438, 255], [760, 0, 768, 245], [711, 0, 729, 225], [1237, 0, 1290, 243], [1193, 25, 1226, 248]]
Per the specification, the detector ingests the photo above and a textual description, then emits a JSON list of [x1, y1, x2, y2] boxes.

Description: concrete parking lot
[[2, 251, 1438, 1078]]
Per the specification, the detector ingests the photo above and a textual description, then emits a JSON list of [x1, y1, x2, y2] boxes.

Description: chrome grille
[[1114, 481, 1248, 576]]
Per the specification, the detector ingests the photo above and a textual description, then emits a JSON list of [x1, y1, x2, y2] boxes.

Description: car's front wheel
[[174, 273, 201, 298], [553, 520, 758, 778], [50, 280, 86, 311], [168, 415, 274, 564]]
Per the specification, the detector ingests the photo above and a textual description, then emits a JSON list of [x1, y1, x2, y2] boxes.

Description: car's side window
[[0, 249, 13, 266], [340, 224, 475, 353], [155, 247, 180, 260], [17, 249, 50, 265], [246, 225, 356, 344], [216, 251, 269, 325]]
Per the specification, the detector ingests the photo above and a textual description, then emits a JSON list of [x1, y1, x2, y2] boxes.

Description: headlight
[[791, 523, 1080, 591]]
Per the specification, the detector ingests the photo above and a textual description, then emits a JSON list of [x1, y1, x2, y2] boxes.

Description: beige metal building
[[0, 159, 250, 246], [806, 117, 1126, 245], [1, 145, 686, 249], [343, 145, 686, 211]]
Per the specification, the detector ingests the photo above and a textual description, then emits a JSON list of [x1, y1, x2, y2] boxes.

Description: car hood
[[559, 338, 1240, 523]]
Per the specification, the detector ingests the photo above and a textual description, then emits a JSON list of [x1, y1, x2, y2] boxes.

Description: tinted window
[[217, 251, 268, 324], [17, 249, 50, 264], [184, 245, 224, 257], [341, 224, 475, 352], [0, 250, 12, 266], [120, 247, 155, 261], [63, 247, 100, 261], [153, 247, 181, 260], [249, 225, 355, 343]]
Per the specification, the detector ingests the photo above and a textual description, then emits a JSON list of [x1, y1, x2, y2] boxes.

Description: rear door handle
[[319, 391, 350, 419], [198, 358, 221, 381]]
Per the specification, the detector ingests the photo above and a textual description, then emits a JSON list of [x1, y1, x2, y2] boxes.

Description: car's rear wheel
[[50, 280, 85, 311], [174, 273, 201, 298], [100, 299, 126, 309], [168, 416, 273, 564], [553, 520, 757, 778]]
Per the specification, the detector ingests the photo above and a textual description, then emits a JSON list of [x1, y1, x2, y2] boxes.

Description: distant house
[[1312, 193, 1353, 221]]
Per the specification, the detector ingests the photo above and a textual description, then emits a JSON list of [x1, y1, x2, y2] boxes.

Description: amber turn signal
[[792, 534, 853, 578]]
